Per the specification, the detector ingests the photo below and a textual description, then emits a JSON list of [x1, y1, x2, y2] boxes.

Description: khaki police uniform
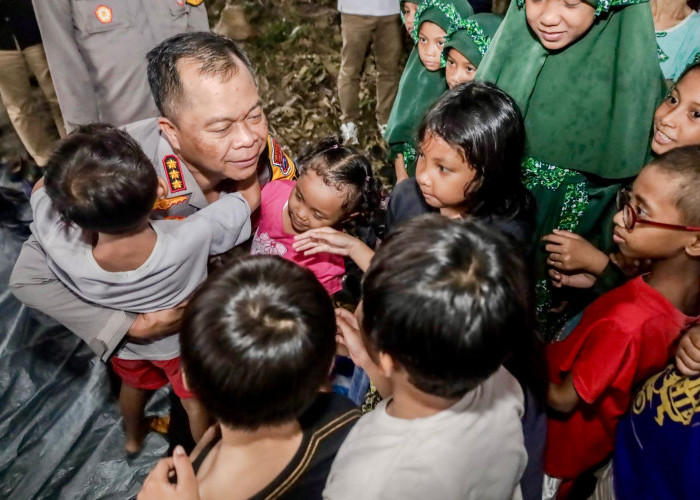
[[10, 118, 297, 361], [32, 0, 208, 132]]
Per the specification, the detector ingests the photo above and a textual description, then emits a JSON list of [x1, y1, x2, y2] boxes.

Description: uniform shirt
[[251, 180, 344, 295], [323, 366, 527, 500], [613, 364, 700, 500], [30, 187, 251, 361], [336, 0, 398, 16], [544, 276, 700, 479], [32, 0, 209, 131]]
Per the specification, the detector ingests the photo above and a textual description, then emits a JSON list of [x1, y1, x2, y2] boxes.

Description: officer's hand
[[138, 446, 199, 500], [128, 300, 189, 340]]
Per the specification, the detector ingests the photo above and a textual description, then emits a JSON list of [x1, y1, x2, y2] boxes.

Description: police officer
[[32, 0, 209, 132]]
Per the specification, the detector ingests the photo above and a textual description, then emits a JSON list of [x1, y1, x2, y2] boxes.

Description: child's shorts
[[110, 356, 193, 399]]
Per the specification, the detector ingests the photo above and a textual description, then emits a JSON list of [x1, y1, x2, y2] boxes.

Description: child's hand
[[676, 324, 700, 376], [335, 307, 371, 369], [138, 446, 199, 500], [548, 269, 597, 289], [293, 227, 375, 272], [543, 229, 609, 276]]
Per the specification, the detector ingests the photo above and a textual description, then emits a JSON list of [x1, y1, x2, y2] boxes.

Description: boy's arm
[[547, 372, 580, 414], [189, 192, 253, 255]]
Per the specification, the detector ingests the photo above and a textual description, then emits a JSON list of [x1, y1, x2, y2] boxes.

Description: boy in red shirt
[[544, 146, 700, 499]]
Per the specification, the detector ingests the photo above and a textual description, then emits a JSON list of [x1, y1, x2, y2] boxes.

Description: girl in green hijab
[[477, 0, 666, 337], [384, 0, 474, 182], [444, 13, 503, 88]]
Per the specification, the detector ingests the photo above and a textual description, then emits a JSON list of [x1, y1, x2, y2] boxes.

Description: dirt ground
[[0, 0, 404, 186]]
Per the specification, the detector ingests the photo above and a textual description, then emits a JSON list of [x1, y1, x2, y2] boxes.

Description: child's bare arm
[[543, 229, 609, 276], [547, 372, 580, 414], [676, 324, 700, 376], [293, 227, 375, 272], [548, 269, 598, 289], [394, 154, 408, 183], [335, 307, 392, 398], [32, 177, 45, 193]]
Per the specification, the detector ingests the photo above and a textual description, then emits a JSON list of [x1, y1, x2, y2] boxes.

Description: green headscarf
[[476, 0, 665, 180], [384, 0, 474, 171], [444, 13, 503, 68]]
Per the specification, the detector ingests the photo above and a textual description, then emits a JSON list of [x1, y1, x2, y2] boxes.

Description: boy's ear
[[685, 234, 700, 258], [378, 352, 396, 378], [158, 117, 181, 152], [156, 177, 168, 200]]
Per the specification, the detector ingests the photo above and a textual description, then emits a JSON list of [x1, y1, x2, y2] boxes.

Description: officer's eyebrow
[[204, 100, 263, 126]]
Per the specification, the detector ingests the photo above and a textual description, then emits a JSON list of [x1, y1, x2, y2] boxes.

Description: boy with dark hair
[[324, 214, 527, 499], [31, 124, 258, 453], [139, 256, 360, 499], [544, 146, 700, 498]]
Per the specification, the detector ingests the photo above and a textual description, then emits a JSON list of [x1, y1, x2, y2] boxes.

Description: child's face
[[402, 2, 419, 36], [287, 170, 347, 233], [415, 132, 476, 217], [612, 166, 697, 260], [418, 22, 448, 72], [652, 69, 700, 155], [525, 0, 595, 51], [445, 49, 477, 89]]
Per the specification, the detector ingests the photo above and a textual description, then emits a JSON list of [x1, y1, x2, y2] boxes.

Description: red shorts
[[110, 356, 193, 399]]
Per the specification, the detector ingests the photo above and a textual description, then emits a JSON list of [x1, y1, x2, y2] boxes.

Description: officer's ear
[[158, 117, 182, 152]]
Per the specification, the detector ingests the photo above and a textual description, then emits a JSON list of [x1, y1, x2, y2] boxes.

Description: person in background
[[0, 0, 65, 167], [337, 0, 402, 145], [443, 13, 502, 89], [652, 0, 700, 82], [32, 0, 208, 132]]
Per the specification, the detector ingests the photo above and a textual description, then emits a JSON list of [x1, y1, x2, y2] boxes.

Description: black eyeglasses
[[616, 189, 700, 232]]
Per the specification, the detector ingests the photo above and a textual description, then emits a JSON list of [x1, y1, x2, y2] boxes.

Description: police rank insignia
[[267, 136, 295, 179], [94, 5, 112, 24], [162, 155, 186, 193]]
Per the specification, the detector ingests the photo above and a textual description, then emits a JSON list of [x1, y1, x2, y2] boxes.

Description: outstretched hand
[[548, 269, 597, 289], [138, 446, 199, 500], [543, 229, 610, 276], [293, 228, 374, 272], [335, 307, 370, 368]]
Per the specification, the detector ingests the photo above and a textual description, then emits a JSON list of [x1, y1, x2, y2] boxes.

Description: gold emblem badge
[[186, 0, 204, 6], [94, 5, 112, 24]]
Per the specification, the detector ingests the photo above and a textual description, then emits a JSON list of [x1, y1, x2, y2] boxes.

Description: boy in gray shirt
[[29, 125, 258, 453]]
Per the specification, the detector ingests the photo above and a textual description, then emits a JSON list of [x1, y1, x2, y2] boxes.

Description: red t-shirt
[[544, 276, 700, 479], [251, 180, 344, 295]]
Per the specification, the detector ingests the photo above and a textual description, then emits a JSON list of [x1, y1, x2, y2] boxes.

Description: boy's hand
[[138, 446, 199, 500], [548, 269, 597, 289], [128, 300, 189, 340], [543, 229, 609, 276], [335, 307, 371, 368], [676, 324, 700, 376], [294, 228, 374, 272]]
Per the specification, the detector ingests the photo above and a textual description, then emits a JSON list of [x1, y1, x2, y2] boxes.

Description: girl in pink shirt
[[252, 137, 382, 295]]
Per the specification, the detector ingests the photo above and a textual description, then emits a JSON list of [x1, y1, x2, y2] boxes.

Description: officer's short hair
[[44, 124, 158, 234], [147, 32, 255, 121], [181, 256, 337, 430], [361, 215, 530, 399]]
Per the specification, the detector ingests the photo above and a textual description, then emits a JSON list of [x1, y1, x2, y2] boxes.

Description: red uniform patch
[[162, 155, 187, 193], [94, 5, 112, 24]]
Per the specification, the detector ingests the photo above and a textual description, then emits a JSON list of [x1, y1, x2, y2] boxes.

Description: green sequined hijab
[[476, 0, 665, 179], [444, 13, 503, 68], [384, 0, 474, 163]]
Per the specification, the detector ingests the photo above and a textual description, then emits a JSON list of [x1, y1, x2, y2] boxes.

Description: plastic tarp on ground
[[0, 172, 169, 499]]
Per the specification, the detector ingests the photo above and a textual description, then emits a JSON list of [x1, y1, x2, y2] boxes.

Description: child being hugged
[[251, 136, 382, 295], [31, 124, 258, 453], [544, 146, 700, 498], [384, 0, 474, 181], [476, 0, 666, 335]]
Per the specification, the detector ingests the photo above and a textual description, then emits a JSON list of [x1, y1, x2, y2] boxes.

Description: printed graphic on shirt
[[251, 231, 287, 257], [632, 365, 700, 426], [162, 155, 187, 193], [267, 136, 295, 179], [94, 5, 113, 23]]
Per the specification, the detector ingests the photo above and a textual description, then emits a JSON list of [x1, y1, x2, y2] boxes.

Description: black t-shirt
[[192, 393, 360, 499], [386, 178, 532, 245]]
